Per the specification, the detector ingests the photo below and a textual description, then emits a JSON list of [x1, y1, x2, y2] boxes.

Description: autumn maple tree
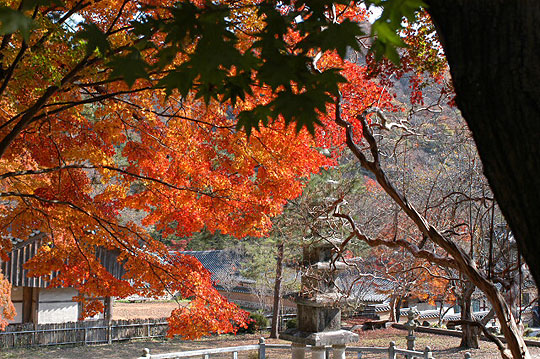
[[0, 0, 364, 335], [0, 0, 405, 337]]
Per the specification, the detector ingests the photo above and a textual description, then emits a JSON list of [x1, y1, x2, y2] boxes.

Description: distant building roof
[[179, 250, 240, 275], [178, 250, 255, 293], [336, 259, 395, 304]]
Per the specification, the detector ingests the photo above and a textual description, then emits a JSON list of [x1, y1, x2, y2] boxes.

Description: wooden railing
[[137, 338, 436, 359]]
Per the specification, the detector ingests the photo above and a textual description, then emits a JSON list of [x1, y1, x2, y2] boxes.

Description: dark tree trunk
[[426, 0, 540, 289], [424, 3, 539, 357], [270, 241, 284, 339], [460, 284, 479, 349]]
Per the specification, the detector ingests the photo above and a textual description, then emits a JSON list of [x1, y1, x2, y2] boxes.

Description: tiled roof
[[180, 250, 238, 275], [337, 263, 395, 303], [178, 250, 255, 292]]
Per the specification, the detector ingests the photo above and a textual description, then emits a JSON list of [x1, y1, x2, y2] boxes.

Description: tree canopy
[[0, 0, 390, 337]]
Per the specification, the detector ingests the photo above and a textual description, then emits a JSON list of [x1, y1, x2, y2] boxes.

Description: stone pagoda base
[[279, 238, 359, 359]]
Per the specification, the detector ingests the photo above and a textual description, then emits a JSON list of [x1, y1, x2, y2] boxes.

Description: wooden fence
[[0, 313, 297, 349], [137, 338, 437, 359], [0, 317, 168, 348]]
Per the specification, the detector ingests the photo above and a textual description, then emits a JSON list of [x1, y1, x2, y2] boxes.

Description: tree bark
[[270, 240, 284, 338], [395, 296, 402, 322], [460, 283, 479, 349], [426, 0, 540, 295]]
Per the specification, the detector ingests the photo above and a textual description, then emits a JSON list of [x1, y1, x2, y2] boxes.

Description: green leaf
[[76, 23, 110, 56], [270, 89, 328, 135], [304, 20, 364, 59], [368, 0, 426, 64], [0, 7, 33, 42], [220, 72, 254, 107], [108, 49, 149, 87], [164, 3, 200, 46], [157, 64, 197, 97], [236, 106, 272, 138], [372, 21, 406, 47]]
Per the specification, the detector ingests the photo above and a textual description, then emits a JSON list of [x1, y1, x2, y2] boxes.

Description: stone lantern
[[404, 307, 420, 351], [280, 238, 358, 359]]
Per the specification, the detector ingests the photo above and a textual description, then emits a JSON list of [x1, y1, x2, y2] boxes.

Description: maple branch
[[367, 107, 418, 135], [389, 265, 459, 281], [426, 191, 494, 211], [3, 194, 223, 309], [0, 1, 88, 98], [68, 226, 96, 278], [35, 86, 155, 117], [0, 36, 142, 150], [0, 54, 97, 159], [0, 190, 163, 270], [113, 96, 236, 130], [106, 0, 131, 35], [0, 165, 234, 200], [423, 166, 444, 217], [0, 41, 28, 97]]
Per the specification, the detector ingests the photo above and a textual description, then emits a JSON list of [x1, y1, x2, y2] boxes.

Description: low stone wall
[[392, 323, 540, 348]]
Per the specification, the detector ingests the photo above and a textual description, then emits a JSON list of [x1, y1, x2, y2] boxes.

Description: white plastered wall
[[37, 287, 79, 324]]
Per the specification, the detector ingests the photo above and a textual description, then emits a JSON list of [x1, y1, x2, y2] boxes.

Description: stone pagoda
[[280, 238, 358, 359]]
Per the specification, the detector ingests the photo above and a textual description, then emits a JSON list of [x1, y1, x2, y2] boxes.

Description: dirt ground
[[1, 303, 539, 358], [1, 328, 540, 359], [112, 301, 179, 320]]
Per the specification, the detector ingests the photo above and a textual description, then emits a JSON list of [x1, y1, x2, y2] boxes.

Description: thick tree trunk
[[424, 3, 540, 357], [460, 284, 479, 349], [395, 296, 402, 322], [270, 241, 284, 339], [426, 0, 540, 292]]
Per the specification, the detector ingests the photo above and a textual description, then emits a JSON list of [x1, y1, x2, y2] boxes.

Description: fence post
[[388, 342, 396, 359], [423, 346, 433, 359], [259, 337, 266, 359], [203, 354, 209, 359], [233, 351, 238, 359], [107, 322, 112, 345], [84, 327, 88, 345], [332, 345, 346, 359], [292, 342, 307, 359], [312, 346, 325, 359]]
